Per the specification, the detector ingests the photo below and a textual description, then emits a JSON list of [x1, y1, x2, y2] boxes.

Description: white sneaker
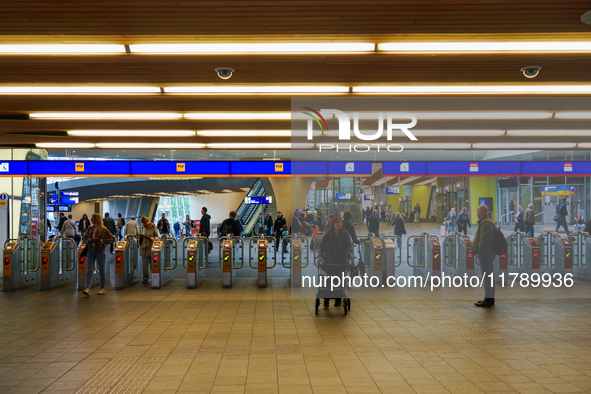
[[97, 288, 105, 295], [82, 288, 90, 296]]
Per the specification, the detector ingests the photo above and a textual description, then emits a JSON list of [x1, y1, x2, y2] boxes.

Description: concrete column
[[267, 177, 314, 223]]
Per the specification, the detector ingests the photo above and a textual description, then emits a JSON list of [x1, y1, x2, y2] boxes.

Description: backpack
[[221, 220, 234, 236], [302, 222, 312, 236], [491, 223, 508, 256]]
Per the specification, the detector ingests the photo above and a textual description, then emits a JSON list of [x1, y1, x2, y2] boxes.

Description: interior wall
[[387, 185, 404, 212], [189, 191, 247, 225], [411, 185, 431, 220], [470, 177, 497, 221]]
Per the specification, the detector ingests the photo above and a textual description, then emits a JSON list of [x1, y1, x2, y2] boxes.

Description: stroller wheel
[[315, 298, 320, 315]]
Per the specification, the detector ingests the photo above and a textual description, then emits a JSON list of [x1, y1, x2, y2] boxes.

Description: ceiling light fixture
[[196, 130, 291, 137], [184, 112, 292, 120], [352, 85, 591, 95], [506, 130, 591, 136], [0, 44, 126, 54], [36, 143, 96, 148], [129, 42, 375, 54], [207, 143, 314, 149], [95, 143, 206, 149], [554, 112, 591, 119], [31, 112, 182, 120], [163, 86, 349, 94], [472, 143, 577, 149], [0, 86, 161, 94], [408, 130, 505, 137], [377, 42, 591, 53], [68, 130, 196, 137], [402, 143, 472, 149]]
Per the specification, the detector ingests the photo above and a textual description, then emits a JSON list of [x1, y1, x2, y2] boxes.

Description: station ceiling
[[0, 1, 590, 157]]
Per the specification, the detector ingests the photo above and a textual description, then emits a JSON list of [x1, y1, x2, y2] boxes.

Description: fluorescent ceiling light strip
[[410, 130, 505, 137], [472, 143, 577, 149], [402, 143, 472, 149], [576, 143, 591, 148], [36, 143, 96, 148], [352, 85, 591, 95], [350, 112, 553, 120], [130, 43, 374, 54], [377, 42, 591, 53], [164, 86, 349, 93], [197, 130, 291, 137], [185, 112, 292, 120], [207, 143, 314, 149], [0, 86, 160, 94], [96, 143, 205, 149], [0, 44, 126, 54], [68, 130, 196, 137], [507, 130, 591, 136], [31, 112, 182, 120], [554, 112, 591, 119]]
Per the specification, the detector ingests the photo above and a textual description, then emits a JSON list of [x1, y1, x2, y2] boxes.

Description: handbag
[[80, 243, 89, 257], [554, 214, 564, 222]]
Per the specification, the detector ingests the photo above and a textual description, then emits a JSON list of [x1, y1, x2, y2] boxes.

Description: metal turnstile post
[[115, 235, 139, 290], [184, 236, 207, 289], [220, 235, 243, 288], [41, 236, 77, 290], [3, 236, 41, 291], [151, 236, 177, 289]]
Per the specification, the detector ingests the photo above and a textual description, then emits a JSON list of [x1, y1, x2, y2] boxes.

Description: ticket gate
[[77, 242, 112, 290], [183, 236, 208, 289], [219, 235, 244, 288], [568, 232, 589, 279], [282, 234, 310, 288], [3, 236, 42, 291], [522, 237, 541, 275], [248, 234, 276, 287], [506, 232, 526, 274], [380, 234, 401, 280], [553, 236, 573, 276], [443, 233, 475, 277], [40, 236, 77, 290], [151, 236, 177, 289], [407, 233, 441, 280], [114, 235, 139, 290]]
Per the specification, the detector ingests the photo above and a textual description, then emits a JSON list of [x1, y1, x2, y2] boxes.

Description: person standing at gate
[[81, 213, 116, 296], [554, 197, 570, 236], [116, 213, 125, 240], [139, 215, 159, 283], [157, 213, 171, 237], [273, 211, 287, 252], [124, 215, 139, 237], [173, 220, 181, 239], [472, 205, 496, 308], [457, 207, 471, 235], [392, 212, 406, 247], [103, 212, 116, 253], [200, 207, 211, 238], [367, 209, 380, 236], [524, 204, 535, 237], [513, 206, 525, 233]]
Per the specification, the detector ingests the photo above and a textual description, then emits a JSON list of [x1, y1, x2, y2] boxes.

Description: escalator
[[236, 179, 269, 236]]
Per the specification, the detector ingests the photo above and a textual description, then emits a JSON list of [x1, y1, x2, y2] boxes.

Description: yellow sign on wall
[[0, 201, 6, 207], [75, 163, 84, 172], [275, 163, 284, 172], [176, 163, 186, 172]]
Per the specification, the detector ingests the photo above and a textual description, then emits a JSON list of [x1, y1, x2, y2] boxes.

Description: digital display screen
[[498, 178, 518, 188], [46, 205, 56, 212], [386, 187, 399, 195], [245, 196, 262, 205], [60, 196, 79, 205], [436, 188, 441, 194], [48, 194, 58, 204], [58, 205, 71, 212], [263, 196, 273, 204], [364, 195, 374, 201], [60, 191, 79, 197], [336, 193, 351, 200]]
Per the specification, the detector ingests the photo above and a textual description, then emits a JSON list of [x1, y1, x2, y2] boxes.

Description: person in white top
[[61, 214, 77, 238], [124, 215, 140, 237]]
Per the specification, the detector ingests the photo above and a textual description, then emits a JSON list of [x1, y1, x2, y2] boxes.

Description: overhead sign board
[[29, 161, 131, 176], [130, 161, 230, 176], [386, 186, 399, 195], [231, 161, 291, 176], [383, 161, 427, 176], [0, 161, 28, 176], [521, 161, 591, 176], [427, 161, 521, 176]]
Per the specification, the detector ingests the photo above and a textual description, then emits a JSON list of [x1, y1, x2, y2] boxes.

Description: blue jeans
[[574, 223, 585, 232], [478, 253, 496, 299], [85, 247, 106, 289], [554, 220, 570, 236], [394, 233, 403, 247], [175, 230, 180, 238]]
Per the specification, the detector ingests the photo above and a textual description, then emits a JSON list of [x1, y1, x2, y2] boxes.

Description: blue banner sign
[[231, 161, 291, 176], [58, 205, 71, 212], [383, 161, 427, 176], [60, 191, 79, 197], [386, 186, 399, 195], [130, 161, 229, 176], [60, 196, 79, 205], [46, 205, 56, 212], [292, 161, 327, 175], [0, 161, 28, 176], [263, 196, 273, 204], [427, 161, 521, 176], [29, 161, 131, 176], [48, 194, 58, 204], [245, 196, 262, 205], [522, 161, 591, 175], [328, 161, 372, 176], [336, 193, 351, 200], [364, 195, 374, 201]]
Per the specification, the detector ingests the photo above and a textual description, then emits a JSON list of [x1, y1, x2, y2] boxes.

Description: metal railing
[[218, 235, 244, 269], [537, 231, 557, 268], [568, 231, 588, 268]]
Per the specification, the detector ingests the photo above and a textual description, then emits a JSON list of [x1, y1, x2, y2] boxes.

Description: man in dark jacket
[[472, 205, 496, 308], [343, 211, 360, 245], [103, 212, 117, 253], [554, 197, 570, 236], [57, 212, 67, 233], [367, 210, 380, 236], [200, 207, 211, 238], [220, 211, 241, 237], [266, 213, 274, 236], [274, 211, 287, 251], [157, 213, 170, 236], [392, 212, 406, 247]]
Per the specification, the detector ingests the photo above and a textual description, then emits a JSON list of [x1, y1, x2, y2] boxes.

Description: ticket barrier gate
[[568, 232, 589, 279], [282, 234, 310, 287], [40, 236, 77, 290], [151, 236, 178, 289], [248, 234, 276, 287], [380, 234, 401, 280], [183, 236, 208, 289], [219, 235, 244, 288], [443, 233, 475, 277], [552, 236, 573, 276], [506, 232, 540, 275], [77, 242, 111, 290], [114, 235, 139, 290], [3, 236, 42, 291], [407, 233, 441, 280]]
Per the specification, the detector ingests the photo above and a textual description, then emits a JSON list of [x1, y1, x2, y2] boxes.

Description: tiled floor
[[1, 223, 590, 393]]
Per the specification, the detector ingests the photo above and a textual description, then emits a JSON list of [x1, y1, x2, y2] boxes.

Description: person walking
[[386, 205, 393, 226], [78, 214, 90, 235], [343, 211, 360, 245], [81, 213, 116, 296], [57, 212, 67, 233], [273, 211, 287, 252], [414, 203, 421, 224], [220, 211, 242, 237], [124, 215, 139, 237], [139, 215, 159, 283], [472, 205, 496, 308], [554, 197, 570, 236], [200, 207, 211, 238], [116, 213, 125, 240], [266, 213, 274, 236], [446, 208, 457, 234], [513, 206, 525, 233], [392, 212, 406, 247], [157, 213, 171, 237], [61, 214, 77, 242], [103, 212, 117, 253], [317, 216, 353, 309], [173, 220, 181, 239], [457, 207, 471, 235], [367, 209, 380, 236], [184, 215, 193, 238], [524, 204, 535, 237]]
